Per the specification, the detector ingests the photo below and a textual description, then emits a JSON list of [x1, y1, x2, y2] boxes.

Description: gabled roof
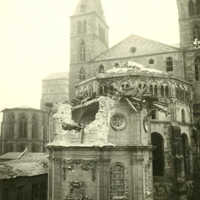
[[106, 61, 168, 75], [0, 161, 48, 179], [73, 0, 105, 18], [94, 34, 180, 61], [0, 152, 48, 162], [0, 153, 48, 179], [0, 152, 21, 161]]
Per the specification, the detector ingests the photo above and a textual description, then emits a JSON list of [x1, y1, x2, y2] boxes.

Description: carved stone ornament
[[63, 159, 97, 181], [64, 181, 92, 200], [110, 113, 127, 131], [143, 115, 149, 133]]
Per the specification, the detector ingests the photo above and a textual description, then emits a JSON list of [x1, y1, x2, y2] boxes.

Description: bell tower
[[176, 0, 200, 48], [69, 0, 109, 101], [177, 0, 200, 105]]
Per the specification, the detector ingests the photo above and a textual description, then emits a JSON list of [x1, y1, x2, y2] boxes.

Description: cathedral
[[47, 0, 200, 200]]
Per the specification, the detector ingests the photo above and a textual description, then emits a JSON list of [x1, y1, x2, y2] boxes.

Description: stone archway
[[151, 132, 165, 177], [181, 133, 190, 177]]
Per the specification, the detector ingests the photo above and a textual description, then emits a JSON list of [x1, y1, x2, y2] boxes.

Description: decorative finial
[[193, 38, 200, 49]]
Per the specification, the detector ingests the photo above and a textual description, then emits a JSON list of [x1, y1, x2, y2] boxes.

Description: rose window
[[110, 113, 127, 131]]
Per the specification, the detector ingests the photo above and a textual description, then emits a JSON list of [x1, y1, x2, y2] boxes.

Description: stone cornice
[[76, 72, 192, 87], [151, 120, 193, 127], [47, 145, 153, 151], [70, 50, 181, 65]]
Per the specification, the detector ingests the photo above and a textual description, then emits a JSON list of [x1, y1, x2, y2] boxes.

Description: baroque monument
[[48, 0, 200, 200]]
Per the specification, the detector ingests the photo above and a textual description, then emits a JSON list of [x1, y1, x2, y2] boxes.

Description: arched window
[[83, 20, 87, 33], [110, 163, 125, 198], [151, 133, 165, 176], [195, 57, 200, 81], [176, 87, 182, 100], [150, 85, 153, 94], [189, 0, 195, 16], [166, 57, 173, 72], [79, 67, 86, 81], [114, 62, 120, 68], [149, 85, 153, 95], [19, 113, 27, 138], [181, 134, 190, 177], [98, 64, 105, 73], [165, 86, 169, 97], [151, 110, 157, 120], [32, 114, 38, 139], [180, 90, 185, 100], [154, 85, 158, 96], [80, 40, 86, 61], [197, 0, 200, 15], [77, 21, 82, 34], [160, 85, 164, 97], [149, 58, 154, 64], [181, 109, 186, 123], [193, 25, 200, 40], [8, 112, 15, 139]]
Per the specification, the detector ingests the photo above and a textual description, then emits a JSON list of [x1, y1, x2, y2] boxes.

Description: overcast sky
[[0, 0, 179, 110]]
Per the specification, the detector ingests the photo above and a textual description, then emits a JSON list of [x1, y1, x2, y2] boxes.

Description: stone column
[[99, 156, 110, 200], [48, 150, 53, 200], [28, 113, 32, 140], [129, 152, 134, 200], [53, 154, 62, 200], [14, 112, 19, 139], [132, 152, 145, 200], [158, 85, 161, 98], [1, 122, 6, 153]]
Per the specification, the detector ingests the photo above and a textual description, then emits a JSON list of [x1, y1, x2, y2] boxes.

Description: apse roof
[[106, 61, 168, 75], [94, 34, 180, 61]]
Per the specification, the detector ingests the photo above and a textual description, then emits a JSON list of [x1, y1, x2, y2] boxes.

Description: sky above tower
[[0, 0, 179, 110]]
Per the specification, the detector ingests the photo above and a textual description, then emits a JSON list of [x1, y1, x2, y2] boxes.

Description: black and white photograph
[[0, 0, 200, 200]]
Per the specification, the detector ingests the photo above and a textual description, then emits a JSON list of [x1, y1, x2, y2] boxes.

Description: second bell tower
[[69, 0, 109, 100]]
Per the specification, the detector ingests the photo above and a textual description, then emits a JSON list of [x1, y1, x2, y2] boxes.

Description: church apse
[[48, 62, 193, 200]]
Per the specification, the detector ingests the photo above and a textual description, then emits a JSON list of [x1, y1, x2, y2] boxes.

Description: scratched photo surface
[[0, 1, 199, 200]]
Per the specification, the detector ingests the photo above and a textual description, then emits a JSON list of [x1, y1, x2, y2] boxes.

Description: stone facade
[[47, 0, 200, 199], [48, 94, 154, 200], [68, 0, 200, 108], [0, 107, 49, 154], [48, 61, 196, 200], [41, 72, 69, 110], [69, 0, 109, 101]]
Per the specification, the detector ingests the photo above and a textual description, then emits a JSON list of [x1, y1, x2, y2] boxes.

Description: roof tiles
[[94, 34, 180, 61]]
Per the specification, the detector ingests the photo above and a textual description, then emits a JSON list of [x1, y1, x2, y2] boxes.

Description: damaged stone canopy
[[48, 96, 115, 147], [73, 61, 192, 108]]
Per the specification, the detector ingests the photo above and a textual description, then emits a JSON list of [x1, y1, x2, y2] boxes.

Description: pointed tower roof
[[73, 0, 105, 18]]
